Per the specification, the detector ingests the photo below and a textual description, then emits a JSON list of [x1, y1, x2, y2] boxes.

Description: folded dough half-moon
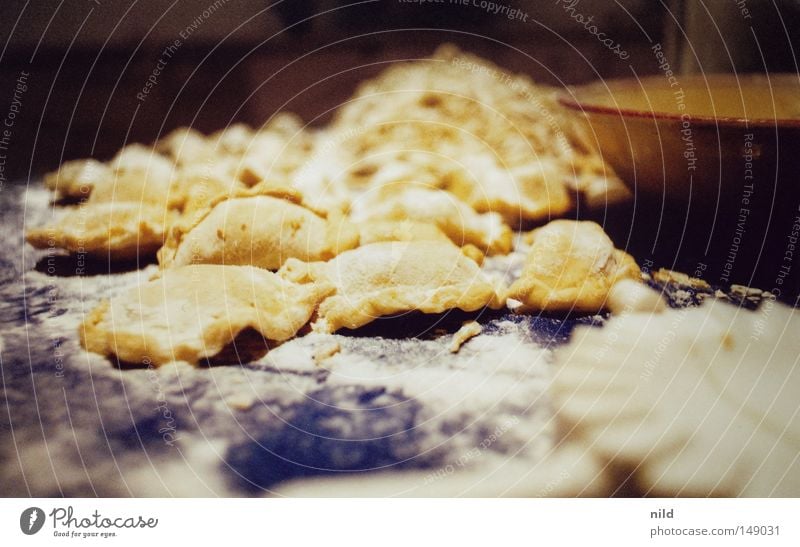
[[80, 265, 334, 366], [349, 184, 513, 256], [506, 220, 640, 313], [158, 191, 359, 271], [279, 241, 502, 332], [26, 202, 176, 260]]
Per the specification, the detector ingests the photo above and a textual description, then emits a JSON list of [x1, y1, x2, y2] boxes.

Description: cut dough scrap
[[279, 241, 502, 332], [349, 184, 513, 256], [80, 265, 334, 366], [553, 299, 800, 496], [159, 191, 359, 271], [26, 202, 176, 259], [449, 320, 482, 353], [506, 220, 640, 313]]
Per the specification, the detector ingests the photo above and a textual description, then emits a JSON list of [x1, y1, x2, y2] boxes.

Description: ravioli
[[506, 220, 640, 313], [171, 159, 246, 217], [43, 144, 176, 207], [444, 159, 572, 224], [28, 145, 181, 259], [103, 144, 177, 204], [349, 184, 513, 255], [44, 158, 111, 199], [155, 127, 212, 167], [279, 241, 501, 333], [356, 219, 452, 245], [326, 45, 629, 223], [80, 265, 334, 366], [26, 202, 176, 260], [159, 191, 359, 271]]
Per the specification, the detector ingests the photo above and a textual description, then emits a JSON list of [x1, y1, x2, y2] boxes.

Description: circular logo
[[20, 507, 45, 535]]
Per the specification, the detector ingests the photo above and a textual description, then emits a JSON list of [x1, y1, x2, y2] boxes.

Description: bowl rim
[[558, 73, 800, 128]]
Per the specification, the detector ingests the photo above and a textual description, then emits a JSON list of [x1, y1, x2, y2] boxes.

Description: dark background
[[2, 0, 797, 182], [0, 1, 655, 182], [3, 0, 800, 296]]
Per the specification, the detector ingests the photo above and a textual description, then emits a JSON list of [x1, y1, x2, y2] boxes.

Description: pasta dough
[[43, 144, 177, 207], [355, 219, 452, 246], [158, 190, 359, 271], [80, 265, 334, 366], [506, 220, 640, 313], [349, 184, 513, 256], [155, 127, 212, 167], [325, 44, 627, 223], [553, 299, 800, 496], [279, 241, 502, 332], [44, 158, 111, 199], [31, 144, 181, 259], [26, 202, 176, 260]]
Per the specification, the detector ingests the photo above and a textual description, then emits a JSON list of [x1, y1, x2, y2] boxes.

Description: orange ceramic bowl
[[559, 73, 800, 203]]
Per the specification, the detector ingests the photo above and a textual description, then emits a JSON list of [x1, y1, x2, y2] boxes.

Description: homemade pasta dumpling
[[158, 191, 359, 271], [279, 241, 501, 332], [155, 127, 212, 167], [100, 144, 177, 206], [28, 144, 180, 259], [349, 184, 513, 255], [170, 159, 247, 217], [444, 159, 572, 225], [80, 265, 334, 366], [43, 144, 176, 206], [506, 220, 640, 313], [26, 202, 176, 260], [356, 219, 452, 245], [44, 158, 111, 199]]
